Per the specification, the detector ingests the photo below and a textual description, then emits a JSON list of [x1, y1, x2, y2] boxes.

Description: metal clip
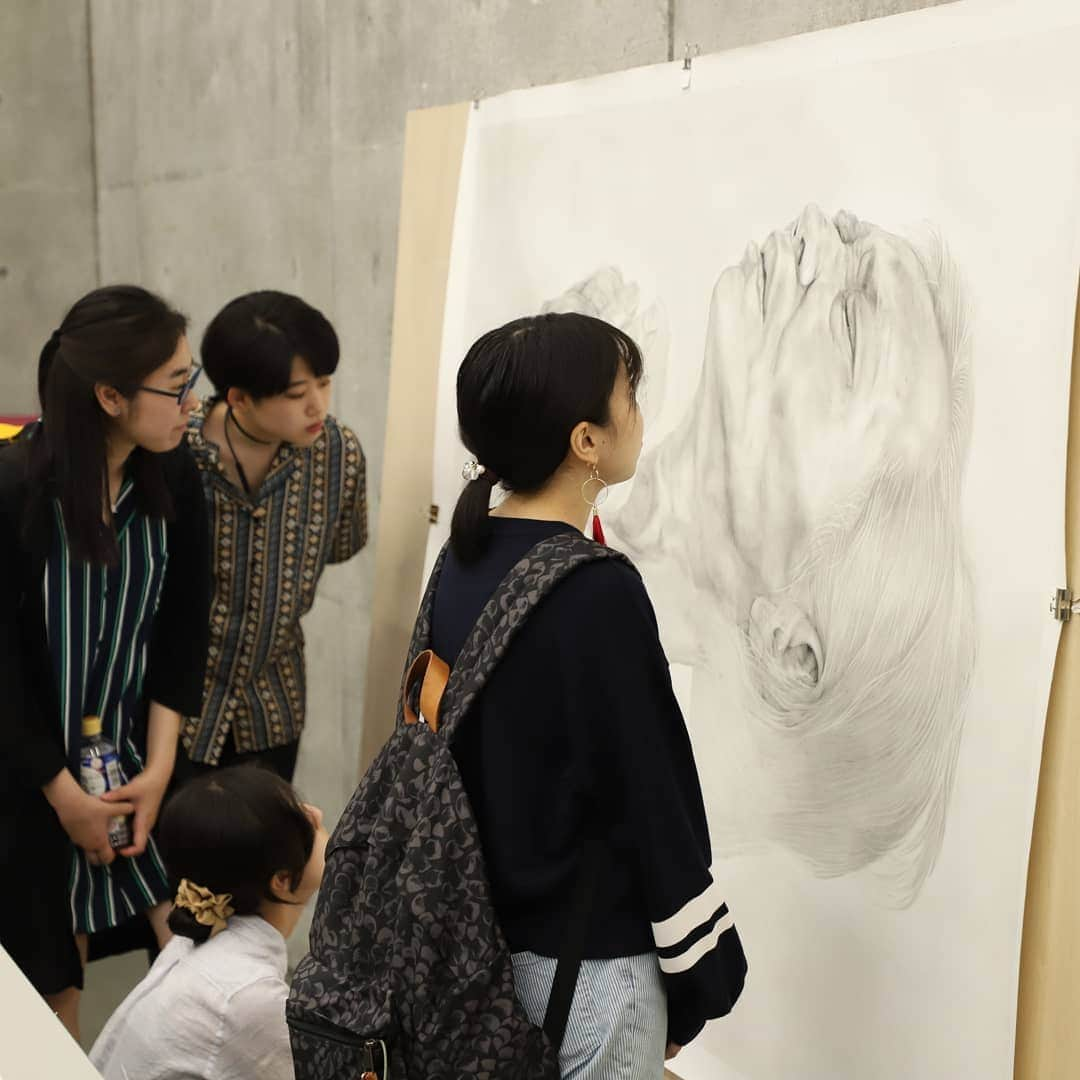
[[362, 1037, 388, 1079], [1051, 587, 1079, 621], [681, 43, 700, 91]]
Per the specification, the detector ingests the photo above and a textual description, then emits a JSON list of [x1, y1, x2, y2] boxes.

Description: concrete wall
[[5, 0, 953, 983], [0, 0, 97, 413]]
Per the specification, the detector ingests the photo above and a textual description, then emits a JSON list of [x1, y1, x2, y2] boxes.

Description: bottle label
[[80, 751, 124, 795], [80, 750, 132, 849], [107, 816, 132, 849]]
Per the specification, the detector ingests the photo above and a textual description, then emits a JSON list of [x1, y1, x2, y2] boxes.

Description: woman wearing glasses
[[0, 285, 210, 1040]]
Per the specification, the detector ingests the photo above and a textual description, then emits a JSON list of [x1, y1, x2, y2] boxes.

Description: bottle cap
[[81, 715, 102, 738]]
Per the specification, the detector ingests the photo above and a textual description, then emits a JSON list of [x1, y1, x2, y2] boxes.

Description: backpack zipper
[[287, 1015, 388, 1076]]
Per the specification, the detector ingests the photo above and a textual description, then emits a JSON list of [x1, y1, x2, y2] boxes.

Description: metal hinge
[[1051, 587, 1080, 621], [428, 504, 439, 525]]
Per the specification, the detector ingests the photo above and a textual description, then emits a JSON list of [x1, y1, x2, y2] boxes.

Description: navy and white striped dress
[[45, 481, 173, 934]]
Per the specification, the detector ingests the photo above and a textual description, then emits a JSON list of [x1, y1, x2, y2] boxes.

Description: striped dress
[[45, 481, 173, 934]]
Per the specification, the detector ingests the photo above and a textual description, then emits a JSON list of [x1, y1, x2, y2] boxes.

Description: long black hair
[[450, 311, 643, 564], [158, 766, 316, 944], [28, 285, 188, 564], [201, 290, 339, 400]]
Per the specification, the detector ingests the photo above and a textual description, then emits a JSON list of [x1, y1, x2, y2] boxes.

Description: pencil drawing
[[552, 206, 977, 904]]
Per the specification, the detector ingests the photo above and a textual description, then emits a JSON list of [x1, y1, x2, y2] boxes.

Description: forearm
[[144, 701, 181, 779], [41, 765, 82, 813]]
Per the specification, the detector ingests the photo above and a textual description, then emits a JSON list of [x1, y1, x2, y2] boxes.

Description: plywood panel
[[1015, 278, 1080, 1080], [359, 102, 470, 770]]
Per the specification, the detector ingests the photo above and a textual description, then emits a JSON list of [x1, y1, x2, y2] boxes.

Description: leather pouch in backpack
[[286, 1004, 390, 1080], [286, 972, 398, 1080]]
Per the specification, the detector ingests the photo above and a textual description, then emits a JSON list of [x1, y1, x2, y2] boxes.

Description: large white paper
[[422, 2, 1080, 1075]]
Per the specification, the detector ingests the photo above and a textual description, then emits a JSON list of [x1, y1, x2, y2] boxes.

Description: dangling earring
[[581, 464, 609, 545]]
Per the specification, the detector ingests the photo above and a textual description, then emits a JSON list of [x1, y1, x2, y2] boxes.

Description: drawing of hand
[[542, 267, 670, 416]]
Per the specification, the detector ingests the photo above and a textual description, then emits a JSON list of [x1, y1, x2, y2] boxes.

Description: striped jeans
[[512, 951, 667, 1079]]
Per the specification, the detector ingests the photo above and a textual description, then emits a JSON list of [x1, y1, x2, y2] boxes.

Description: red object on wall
[[0, 415, 36, 425]]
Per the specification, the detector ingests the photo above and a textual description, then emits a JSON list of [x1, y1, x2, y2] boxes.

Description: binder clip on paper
[[681, 43, 701, 91]]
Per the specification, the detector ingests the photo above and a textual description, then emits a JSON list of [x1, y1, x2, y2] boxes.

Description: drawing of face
[[551, 216, 974, 902], [709, 205, 952, 589]]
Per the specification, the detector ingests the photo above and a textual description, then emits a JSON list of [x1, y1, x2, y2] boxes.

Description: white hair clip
[[462, 459, 485, 482]]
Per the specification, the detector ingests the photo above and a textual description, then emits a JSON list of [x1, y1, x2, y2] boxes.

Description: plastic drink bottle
[[79, 715, 132, 849]]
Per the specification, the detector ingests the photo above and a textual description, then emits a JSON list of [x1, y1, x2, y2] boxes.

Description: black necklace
[[226, 406, 272, 445], [224, 407, 271, 496]]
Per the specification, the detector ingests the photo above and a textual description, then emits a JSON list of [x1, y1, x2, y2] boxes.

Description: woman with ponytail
[[0, 286, 210, 1039], [90, 766, 328, 1080], [428, 312, 746, 1076]]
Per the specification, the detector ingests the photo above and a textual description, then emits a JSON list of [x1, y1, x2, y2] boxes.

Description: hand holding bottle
[[42, 769, 135, 865], [102, 766, 171, 858]]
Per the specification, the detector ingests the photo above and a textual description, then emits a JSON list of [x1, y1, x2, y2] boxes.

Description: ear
[[225, 386, 250, 410], [749, 596, 823, 685], [568, 420, 598, 469], [93, 383, 125, 418], [267, 869, 295, 904]]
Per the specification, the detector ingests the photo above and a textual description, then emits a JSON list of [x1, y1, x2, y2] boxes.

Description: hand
[[665, 1042, 682, 1061], [50, 784, 135, 864], [541, 267, 670, 416], [102, 767, 171, 857]]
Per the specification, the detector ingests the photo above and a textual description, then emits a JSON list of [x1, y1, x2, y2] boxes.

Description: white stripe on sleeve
[[658, 911, 736, 975], [650, 869, 727, 948]]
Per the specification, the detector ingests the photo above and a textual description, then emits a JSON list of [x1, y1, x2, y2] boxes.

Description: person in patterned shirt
[[175, 291, 367, 785]]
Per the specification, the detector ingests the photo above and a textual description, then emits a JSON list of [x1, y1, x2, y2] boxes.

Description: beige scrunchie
[[174, 878, 235, 938]]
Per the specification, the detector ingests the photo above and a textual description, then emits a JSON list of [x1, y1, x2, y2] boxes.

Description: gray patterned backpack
[[287, 533, 628, 1079]]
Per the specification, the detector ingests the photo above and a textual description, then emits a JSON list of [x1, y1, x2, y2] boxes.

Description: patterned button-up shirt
[[182, 407, 367, 763]]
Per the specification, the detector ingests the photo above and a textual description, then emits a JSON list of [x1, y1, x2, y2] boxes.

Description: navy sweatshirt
[[431, 517, 747, 1046]]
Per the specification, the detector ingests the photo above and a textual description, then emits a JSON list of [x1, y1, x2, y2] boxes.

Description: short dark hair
[[200, 291, 339, 399], [450, 311, 643, 564], [158, 766, 315, 944], [29, 284, 188, 565]]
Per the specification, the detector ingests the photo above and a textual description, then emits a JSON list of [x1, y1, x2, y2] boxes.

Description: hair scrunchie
[[461, 458, 499, 484], [174, 878, 235, 938]]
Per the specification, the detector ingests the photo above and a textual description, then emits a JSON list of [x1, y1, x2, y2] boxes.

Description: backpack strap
[[436, 532, 633, 743], [398, 533, 633, 1052], [542, 814, 607, 1052], [424, 532, 632, 1054]]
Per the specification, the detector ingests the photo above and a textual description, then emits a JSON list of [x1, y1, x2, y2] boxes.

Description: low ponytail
[[157, 767, 316, 946], [450, 471, 497, 564], [167, 904, 213, 944]]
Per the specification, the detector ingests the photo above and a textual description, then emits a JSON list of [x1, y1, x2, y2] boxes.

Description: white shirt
[[90, 915, 294, 1080]]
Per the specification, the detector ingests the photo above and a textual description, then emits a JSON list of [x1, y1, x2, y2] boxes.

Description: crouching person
[[91, 766, 328, 1080]]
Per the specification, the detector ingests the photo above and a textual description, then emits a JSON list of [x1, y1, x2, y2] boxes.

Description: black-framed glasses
[[137, 363, 202, 408]]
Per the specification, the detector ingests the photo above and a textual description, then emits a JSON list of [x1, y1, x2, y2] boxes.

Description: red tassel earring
[[582, 464, 609, 546]]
